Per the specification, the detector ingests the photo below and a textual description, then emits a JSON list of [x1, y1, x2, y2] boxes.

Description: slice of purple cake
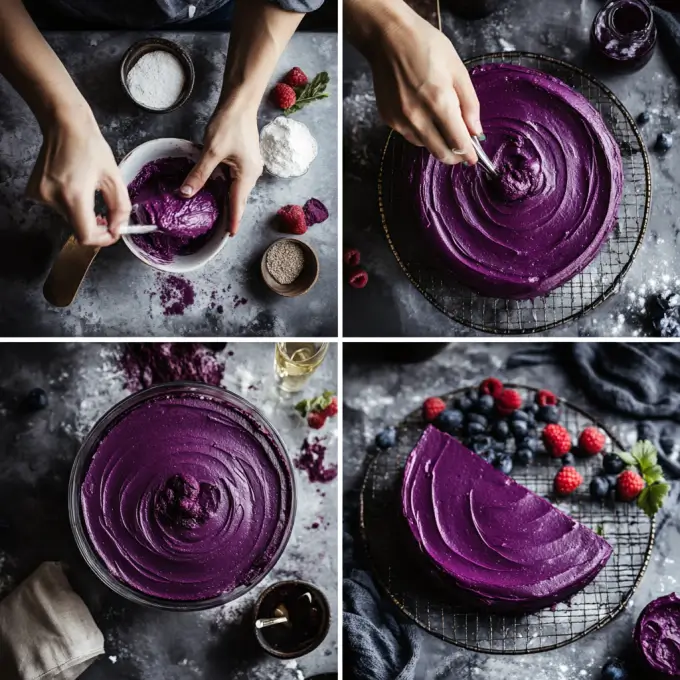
[[402, 426, 612, 612]]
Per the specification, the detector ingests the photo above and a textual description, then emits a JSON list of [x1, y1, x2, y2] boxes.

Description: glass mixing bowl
[[68, 382, 296, 611]]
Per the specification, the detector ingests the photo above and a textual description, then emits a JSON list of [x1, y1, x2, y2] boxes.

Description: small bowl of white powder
[[260, 116, 318, 179], [121, 38, 195, 113]]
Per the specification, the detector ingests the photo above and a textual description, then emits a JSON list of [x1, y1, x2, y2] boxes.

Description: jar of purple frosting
[[68, 382, 296, 611], [591, 0, 657, 71]]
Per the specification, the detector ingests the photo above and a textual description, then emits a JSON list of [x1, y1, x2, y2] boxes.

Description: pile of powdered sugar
[[126, 50, 186, 110], [260, 116, 318, 178]]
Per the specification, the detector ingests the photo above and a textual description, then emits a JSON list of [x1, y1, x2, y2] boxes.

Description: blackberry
[[537, 405, 560, 424], [375, 428, 397, 449], [23, 388, 48, 411], [434, 409, 464, 433], [602, 453, 625, 475]]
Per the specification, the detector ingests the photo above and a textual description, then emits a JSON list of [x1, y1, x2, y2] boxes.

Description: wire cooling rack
[[360, 385, 655, 654], [378, 52, 651, 334]]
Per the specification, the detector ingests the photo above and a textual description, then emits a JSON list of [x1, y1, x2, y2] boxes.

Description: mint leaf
[[643, 463, 665, 486], [631, 440, 658, 472], [285, 71, 330, 115], [637, 481, 670, 518], [296, 390, 335, 417], [595, 524, 605, 537], [295, 398, 311, 417], [616, 450, 637, 467]]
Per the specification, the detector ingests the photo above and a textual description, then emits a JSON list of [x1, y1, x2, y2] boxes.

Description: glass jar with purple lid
[[591, 0, 657, 71]]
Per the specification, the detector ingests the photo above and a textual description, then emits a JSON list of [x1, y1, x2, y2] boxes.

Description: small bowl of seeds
[[261, 238, 319, 297]]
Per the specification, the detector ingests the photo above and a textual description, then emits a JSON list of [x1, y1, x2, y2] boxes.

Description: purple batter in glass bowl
[[68, 382, 295, 611]]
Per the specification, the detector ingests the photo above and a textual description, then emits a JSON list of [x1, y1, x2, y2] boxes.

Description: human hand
[[181, 101, 263, 236], [26, 113, 131, 247], [361, 3, 482, 165]]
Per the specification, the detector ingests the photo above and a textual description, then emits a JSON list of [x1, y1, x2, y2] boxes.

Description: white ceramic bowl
[[119, 138, 229, 273]]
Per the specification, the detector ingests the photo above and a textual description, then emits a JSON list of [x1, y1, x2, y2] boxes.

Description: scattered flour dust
[[126, 50, 186, 110]]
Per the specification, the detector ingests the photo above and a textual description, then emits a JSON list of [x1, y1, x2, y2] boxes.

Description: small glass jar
[[448, 0, 507, 20], [68, 382, 296, 612], [591, 0, 657, 71]]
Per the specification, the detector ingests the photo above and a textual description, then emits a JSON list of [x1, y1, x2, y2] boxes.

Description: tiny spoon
[[255, 615, 289, 629]]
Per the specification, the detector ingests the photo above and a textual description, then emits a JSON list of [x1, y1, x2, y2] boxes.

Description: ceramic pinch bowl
[[120, 38, 195, 113], [261, 238, 319, 297], [118, 138, 229, 274]]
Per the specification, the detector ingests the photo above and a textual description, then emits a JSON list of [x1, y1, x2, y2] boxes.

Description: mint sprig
[[285, 72, 330, 115], [295, 390, 335, 417], [616, 440, 670, 518]]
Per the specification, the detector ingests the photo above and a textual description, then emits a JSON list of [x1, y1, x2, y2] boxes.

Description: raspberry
[[322, 396, 338, 418], [479, 377, 504, 398], [277, 204, 307, 235], [543, 424, 572, 458], [617, 470, 645, 501], [307, 411, 326, 430], [349, 269, 368, 289], [536, 389, 558, 407], [578, 427, 606, 456], [284, 66, 308, 88], [423, 397, 446, 423], [496, 389, 522, 416], [272, 83, 297, 110], [344, 248, 361, 267], [554, 466, 583, 496]]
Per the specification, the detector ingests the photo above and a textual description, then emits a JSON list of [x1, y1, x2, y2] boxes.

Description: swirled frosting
[[634, 593, 680, 676], [402, 426, 612, 612], [400, 63, 623, 299], [81, 393, 293, 601]]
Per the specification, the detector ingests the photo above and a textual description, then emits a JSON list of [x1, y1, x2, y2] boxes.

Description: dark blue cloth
[[343, 491, 421, 680], [507, 343, 680, 478]]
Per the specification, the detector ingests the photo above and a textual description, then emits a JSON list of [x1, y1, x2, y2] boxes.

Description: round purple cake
[[400, 63, 623, 299]]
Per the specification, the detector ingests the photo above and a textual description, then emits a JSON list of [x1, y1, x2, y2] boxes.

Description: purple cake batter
[[634, 593, 680, 676], [81, 392, 293, 601], [400, 63, 623, 299], [402, 427, 612, 612], [592, 0, 657, 69], [128, 157, 228, 264]]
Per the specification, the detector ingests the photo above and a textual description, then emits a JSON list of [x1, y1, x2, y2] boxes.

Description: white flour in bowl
[[127, 50, 186, 110], [260, 116, 318, 178]]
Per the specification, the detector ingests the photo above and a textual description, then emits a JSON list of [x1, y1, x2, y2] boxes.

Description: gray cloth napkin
[[0, 562, 104, 680]]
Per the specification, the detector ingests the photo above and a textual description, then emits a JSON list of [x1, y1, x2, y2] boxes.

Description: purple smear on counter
[[160, 275, 195, 316], [295, 437, 337, 483]]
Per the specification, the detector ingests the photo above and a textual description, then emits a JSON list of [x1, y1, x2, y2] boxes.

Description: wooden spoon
[[43, 236, 99, 308]]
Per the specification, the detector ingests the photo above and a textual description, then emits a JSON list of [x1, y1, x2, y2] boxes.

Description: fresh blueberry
[[637, 111, 651, 126], [537, 405, 560, 424], [511, 410, 529, 422], [637, 421, 656, 443], [522, 437, 539, 453], [511, 420, 529, 438], [475, 394, 495, 415], [562, 452, 576, 467], [601, 658, 628, 680], [526, 402, 539, 415], [590, 476, 610, 501], [375, 427, 397, 449], [605, 474, 618, 493], [491, 420, 510, 440], [456, 395, 474, 412], [481, 450, 498, 465], [434, 409, 464, 433], [655, 132, 673, 154], [23, 387, 48, 411], [496, 455, 513, 475], [467, 413, 488, 428], [516, 448, 534, 465], [602, 453, 625, 475], [527, 427, 538, 438], [471, 436, 494, 455], [467, 422, 486, 436]]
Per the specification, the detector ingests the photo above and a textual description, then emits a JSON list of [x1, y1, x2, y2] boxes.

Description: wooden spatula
[[43, 236, 99, 308]]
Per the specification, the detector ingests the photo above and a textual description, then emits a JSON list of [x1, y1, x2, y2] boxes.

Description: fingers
[[65, 194, 117, 248], [99, 171, 132, 239], [227, 166, 261, 236], [455, 71, 483, 137], [181, 149, 221, 198]]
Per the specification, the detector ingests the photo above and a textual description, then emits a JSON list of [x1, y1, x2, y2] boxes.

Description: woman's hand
[[26, 112, 131, 247], [180, 100, 263, 236], [346, 0, 482, 165]]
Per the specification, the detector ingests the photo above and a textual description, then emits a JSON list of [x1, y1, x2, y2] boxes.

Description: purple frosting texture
[[128, 157, 227, 264], [592, 0, 657, 66], [400, 63, 623, 299], [634, 593, 680, 676], [402, 426, 612, 612], [81, 393, 293, 601]]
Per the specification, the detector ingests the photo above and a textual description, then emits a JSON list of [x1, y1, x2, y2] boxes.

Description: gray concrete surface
[[0, 342, 338, 679], [343, 342, 680, 679], [343, 0, 680, 337], [0, 32, 337, 337]]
